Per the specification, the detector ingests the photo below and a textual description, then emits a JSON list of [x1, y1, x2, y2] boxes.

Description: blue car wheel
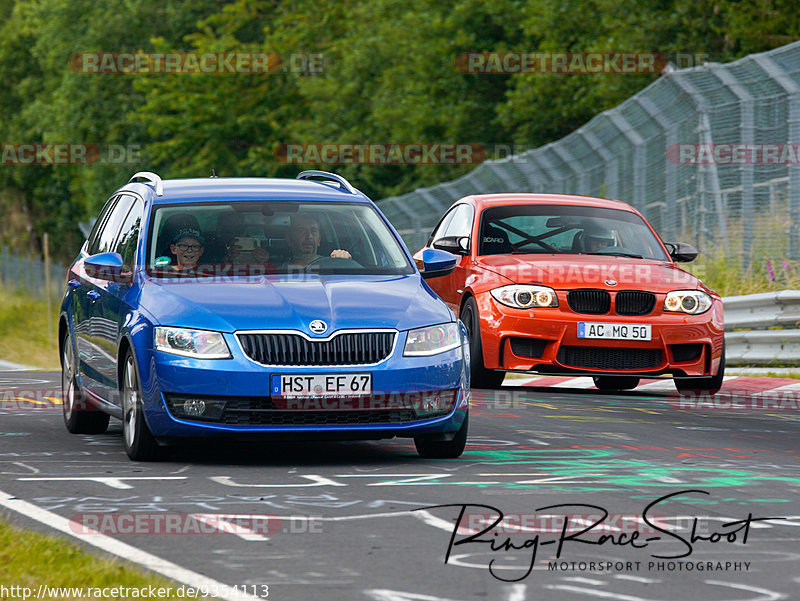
[[122, 351, 160, 461], [414, 412, 468, 458], [61, 332, 109, 434]]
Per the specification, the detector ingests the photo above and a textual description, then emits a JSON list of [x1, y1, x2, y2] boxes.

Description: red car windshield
[[479, 204, 669, 261]]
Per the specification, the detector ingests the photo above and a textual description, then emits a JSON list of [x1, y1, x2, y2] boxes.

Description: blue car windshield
[[146, 201, 414, 277]]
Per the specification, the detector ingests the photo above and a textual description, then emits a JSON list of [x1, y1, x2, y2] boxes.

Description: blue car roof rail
[[129, 171, 164, 196], [296, 170, 357, 194]]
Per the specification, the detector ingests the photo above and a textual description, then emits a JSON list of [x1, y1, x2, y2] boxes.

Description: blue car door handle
[[68, 279, 81, 289], [87, 290, 101, 300]]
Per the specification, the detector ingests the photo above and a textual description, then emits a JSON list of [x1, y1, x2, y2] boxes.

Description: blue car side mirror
[[420, 248, 457, 280], [84, 252, 130, 282]]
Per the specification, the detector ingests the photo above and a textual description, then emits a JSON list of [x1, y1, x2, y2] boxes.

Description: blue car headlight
[[154, 327, 231, 359], [403, 322, 461, 357]]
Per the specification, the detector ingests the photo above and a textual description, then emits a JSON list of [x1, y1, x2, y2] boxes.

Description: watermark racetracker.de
[[0, 144, 142, 165], [69, 512, 322, 536], [667, 143, 800, 165], [455, 52, 712, 74], [69, 52, 324, 75]]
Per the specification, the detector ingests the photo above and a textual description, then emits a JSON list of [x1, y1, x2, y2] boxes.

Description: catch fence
[[379, 41, 800, 269], [0, 246, 66, 302]]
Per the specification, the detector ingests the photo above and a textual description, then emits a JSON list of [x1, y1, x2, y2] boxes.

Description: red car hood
[[475, 254, 701, 293]]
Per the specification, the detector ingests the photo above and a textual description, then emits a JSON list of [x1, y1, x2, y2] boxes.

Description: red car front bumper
[[473, 290, 724, 377]]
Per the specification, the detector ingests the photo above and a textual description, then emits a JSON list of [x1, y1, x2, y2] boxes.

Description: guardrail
[[724, 290, 800, 365]]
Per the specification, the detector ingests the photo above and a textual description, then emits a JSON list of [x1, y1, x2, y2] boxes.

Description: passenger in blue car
[[169, 229, 205, 271], [282, 212, 351, 269]]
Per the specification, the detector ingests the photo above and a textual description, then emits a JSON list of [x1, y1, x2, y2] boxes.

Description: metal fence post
[[634, 96, 677, 240], [607, 112, 646, 212], [711, 65, 755, 267], [551, 144, 584, 195], [578, 129, 618, 200], [529, 149, 564, 194], [392, 197, 426, 251], [751, 53, 800, 261], [671, 72, 729, 252]]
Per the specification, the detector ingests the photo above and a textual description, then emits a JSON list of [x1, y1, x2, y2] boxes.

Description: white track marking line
[[703, 580, 784, 601], [285, 511, 414, 522], [210, 474, 345, 488], [190, 513, 269, 541], [365, 590, 465, 601], [542, 585, 649, 601], [18, 477, 187, 490], [0, 360, 40, 371], [563, 577, 607, 585], [506, 584, 527, 601], [0, 489, 260, 601], [614, 574, 661, 584]]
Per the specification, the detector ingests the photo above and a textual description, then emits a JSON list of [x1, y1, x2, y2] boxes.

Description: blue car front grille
[[237, 331, 395, 366], [222, 408, 420, 426], [164, 392, 456, 426]]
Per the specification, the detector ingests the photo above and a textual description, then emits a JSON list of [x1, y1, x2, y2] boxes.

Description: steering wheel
[[304, 256, 363, 271]]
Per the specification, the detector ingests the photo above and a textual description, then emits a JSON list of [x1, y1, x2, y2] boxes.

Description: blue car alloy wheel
[[59, 171, 469, 460]]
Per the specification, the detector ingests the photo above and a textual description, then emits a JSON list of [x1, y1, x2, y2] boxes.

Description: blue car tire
[[61, 333, 109, 434], [414, 412, 468, 459], [122, 350, 161, 461]]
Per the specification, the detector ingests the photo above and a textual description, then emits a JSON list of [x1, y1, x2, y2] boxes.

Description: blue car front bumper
[[134, 329, 469, 439]]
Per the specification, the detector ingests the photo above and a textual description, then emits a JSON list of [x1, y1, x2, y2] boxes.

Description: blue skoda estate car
[[59, 171, 469, 460]]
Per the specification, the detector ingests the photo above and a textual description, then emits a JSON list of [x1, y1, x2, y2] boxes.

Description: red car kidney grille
[[567, 289, 611, 314]]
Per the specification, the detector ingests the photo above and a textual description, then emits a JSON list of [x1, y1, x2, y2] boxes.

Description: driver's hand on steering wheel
[[330, 249, 351, 259]]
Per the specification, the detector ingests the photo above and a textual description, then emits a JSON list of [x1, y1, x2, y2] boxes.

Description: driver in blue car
[[283, 213, 351, 269]]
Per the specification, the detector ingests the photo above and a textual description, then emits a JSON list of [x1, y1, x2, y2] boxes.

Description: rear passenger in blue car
[[156, 213, 200, 259]]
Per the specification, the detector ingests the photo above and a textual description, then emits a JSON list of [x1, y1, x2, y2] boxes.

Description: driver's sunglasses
[[176, 243, 202, 252]]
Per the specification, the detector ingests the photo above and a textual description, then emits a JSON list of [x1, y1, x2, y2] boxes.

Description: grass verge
[[0, 289, 59, 369], [0, 517, 181, 598], [683, 213, 800, 296]]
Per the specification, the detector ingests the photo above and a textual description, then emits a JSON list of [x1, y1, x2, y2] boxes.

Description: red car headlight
[[490, 285, 558, 309], [663, 290, 712, 314]]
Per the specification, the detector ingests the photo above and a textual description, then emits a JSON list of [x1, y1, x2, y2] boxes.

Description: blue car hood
[[140, 274, 451, 334]]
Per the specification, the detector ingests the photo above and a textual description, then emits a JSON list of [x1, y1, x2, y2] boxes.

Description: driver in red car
[[583, 225, 615, 253], [283, 213, 352, 269]]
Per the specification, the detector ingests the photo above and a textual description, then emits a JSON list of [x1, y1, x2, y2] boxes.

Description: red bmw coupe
[[414, 194, 724, 393]]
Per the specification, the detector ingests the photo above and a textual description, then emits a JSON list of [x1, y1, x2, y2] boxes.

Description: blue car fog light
[[412, 390, 458, 417], [166, 396, 227, 421]]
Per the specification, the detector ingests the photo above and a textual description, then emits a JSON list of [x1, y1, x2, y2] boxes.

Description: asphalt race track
[[2, 370, 800, 601]]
